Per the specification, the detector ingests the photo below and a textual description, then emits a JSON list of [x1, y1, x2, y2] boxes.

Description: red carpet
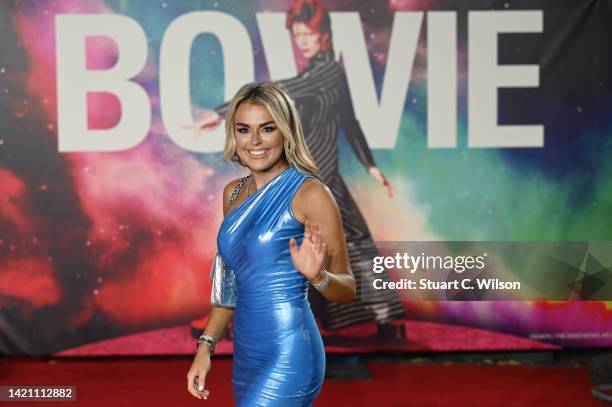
[[53, 320, 557, 356], [0, 357, 605, 406]]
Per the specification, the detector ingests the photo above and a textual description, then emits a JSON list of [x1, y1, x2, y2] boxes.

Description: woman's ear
[[232, 153, 245, 166]]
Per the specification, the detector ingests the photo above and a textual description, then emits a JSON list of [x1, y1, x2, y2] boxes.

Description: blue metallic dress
[[217, 166, 325, 406]]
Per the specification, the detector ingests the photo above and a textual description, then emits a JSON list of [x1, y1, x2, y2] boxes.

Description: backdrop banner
[[1, 0, 611, 355]]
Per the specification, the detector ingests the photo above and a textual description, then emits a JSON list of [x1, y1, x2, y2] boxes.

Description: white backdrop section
[[55, 10, 543, 153]]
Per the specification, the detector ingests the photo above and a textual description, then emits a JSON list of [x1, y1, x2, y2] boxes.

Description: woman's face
[[291, 22, 321, 59], [233, 101, 286, 174]]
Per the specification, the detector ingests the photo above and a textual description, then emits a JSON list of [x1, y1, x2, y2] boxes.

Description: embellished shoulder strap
[[229, 175, 252, 203]]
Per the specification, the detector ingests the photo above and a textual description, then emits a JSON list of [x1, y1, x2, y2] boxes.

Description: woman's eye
[[237, 128, 250, 134], [262, 126, 276, 133]]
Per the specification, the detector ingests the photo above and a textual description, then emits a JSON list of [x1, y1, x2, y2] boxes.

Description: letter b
[[56, 14, 150, 152]]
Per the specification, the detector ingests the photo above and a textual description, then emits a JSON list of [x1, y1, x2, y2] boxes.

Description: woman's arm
[[187, 180, 243, 400], [197, 179, 242, 351], [198, 307, 234, 353], [292, 179, 356, 304]]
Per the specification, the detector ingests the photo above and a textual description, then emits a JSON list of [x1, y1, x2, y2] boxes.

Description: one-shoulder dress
[[214, 49, 405, 331], [217, 166, 325, 406]]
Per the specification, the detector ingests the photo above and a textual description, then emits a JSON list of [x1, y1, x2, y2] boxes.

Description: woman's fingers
[[289, 237, 299, 261], [313, 223, 321, 251], [290, 221, 328, 279], [187, 370, 210, 400], [305, 222, 324, 255], [196, 374, 208, 399], [195, 374, 209, 400], [303, 219, 310, 240], [302, 221, 327, 259], [187, 371, 200, 399]]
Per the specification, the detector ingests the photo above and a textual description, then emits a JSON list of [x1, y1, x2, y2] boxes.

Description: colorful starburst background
[[1, 0, 611, 354]]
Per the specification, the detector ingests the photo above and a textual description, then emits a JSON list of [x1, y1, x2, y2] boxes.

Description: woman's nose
[[250, 130, 263, 144]]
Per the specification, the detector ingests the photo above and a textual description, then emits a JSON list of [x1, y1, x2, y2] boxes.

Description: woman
[[189, 0, 405, 339], [186, 82, 356, 405]]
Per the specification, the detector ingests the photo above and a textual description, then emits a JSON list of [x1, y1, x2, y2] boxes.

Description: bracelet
[[311, 268, 330, 290], [196, 334, 217, 354]]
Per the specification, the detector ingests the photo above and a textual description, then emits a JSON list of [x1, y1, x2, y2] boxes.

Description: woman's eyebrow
[[235, 121, 276, 128]]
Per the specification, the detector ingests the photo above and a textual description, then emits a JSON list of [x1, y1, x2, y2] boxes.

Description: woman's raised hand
[[181, 109, 222, 139], [289, 219, 327, 282], [186, 347, 212, 400]]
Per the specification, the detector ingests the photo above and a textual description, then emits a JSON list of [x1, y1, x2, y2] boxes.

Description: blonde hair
[[220, 82, 321, 179]]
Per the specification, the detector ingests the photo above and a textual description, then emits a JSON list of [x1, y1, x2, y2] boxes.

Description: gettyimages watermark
[[356, 241, 612, 301]]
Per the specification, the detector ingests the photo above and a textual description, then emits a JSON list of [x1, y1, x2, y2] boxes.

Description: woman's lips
[[247, 149, 269, 158]]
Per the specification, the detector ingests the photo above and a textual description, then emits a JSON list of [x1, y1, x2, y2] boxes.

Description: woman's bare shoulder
[[297, 178, 332, 199], [222, 177, 248, 216], [223, 177, 244, 195], [292, 178, 337, 222]]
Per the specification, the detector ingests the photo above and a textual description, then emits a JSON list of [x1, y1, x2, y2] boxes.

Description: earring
[[233, 153, 244, 166]]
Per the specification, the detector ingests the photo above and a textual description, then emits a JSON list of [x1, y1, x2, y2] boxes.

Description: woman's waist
[[235, 286, 309, 310], [234, 297, 317, 335], [236, 274, 308, 296]]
